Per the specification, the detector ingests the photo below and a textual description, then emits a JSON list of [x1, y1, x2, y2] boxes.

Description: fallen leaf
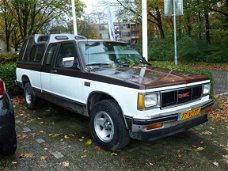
[[81, 155, 87, 158], [18, 134, 27, 140], [209, 127, 215, 130], [85, 139, 93, 145], [219, 144, 225, 147], [64, 135, 70, 139], [213, 161, 219, 167], [111, 152, 118, 156], [40, 156, 48, 160], [177, 153, 182, 158], [195, 147, 205, 151], [52, 133, 61, 138], [201, 131, 212, 135], [223, 155, 228, 159], [63, 161, 70, 167], [18, 153, 33, 158]]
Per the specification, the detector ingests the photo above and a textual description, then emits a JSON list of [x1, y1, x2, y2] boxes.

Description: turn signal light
[[146, 123, 163, 130], [138, 94, 145, 110]]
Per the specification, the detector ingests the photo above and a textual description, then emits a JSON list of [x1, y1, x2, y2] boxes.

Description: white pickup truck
[[16, 34, 214, 151]]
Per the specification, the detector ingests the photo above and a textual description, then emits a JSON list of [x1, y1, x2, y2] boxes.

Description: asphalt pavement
[[0, 99, 227, 171], [212, 70, 228, 96]]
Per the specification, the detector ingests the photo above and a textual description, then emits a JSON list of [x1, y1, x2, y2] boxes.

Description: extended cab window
[[19, 39, 29, 61], [45, 44, 57, 65], [55, 43, 79, 69], [23, 38, 34, 61], [29, 44, 45, 63]]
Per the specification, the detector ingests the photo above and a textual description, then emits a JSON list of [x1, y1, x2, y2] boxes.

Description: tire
[[89, 99, 130, 151], [1, 130, 17, 156], [24, 82, 38, 109]]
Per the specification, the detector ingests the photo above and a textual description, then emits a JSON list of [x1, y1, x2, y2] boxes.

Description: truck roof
[[28, 34, 86, 44], [28, 34, 126, 44]]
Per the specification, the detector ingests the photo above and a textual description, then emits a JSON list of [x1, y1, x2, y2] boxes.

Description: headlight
[[138, 93, 159, 110], [203, 83, 210, 95], [145, 93, 158, 108]]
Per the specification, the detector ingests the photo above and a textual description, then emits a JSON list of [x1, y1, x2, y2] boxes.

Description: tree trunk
[[5, 23, 10, 52], [198, 12, 203, 40], [178, 16, 182, 39], [204, 9, 210, 43], [196, 0, 202, 40], [155, 8, 165, 39], [3, 5, 10, 52], [225, 0, 228, 30], [186, 15, 192, 37], [22, 1, 29, 38], [13, 30, 18, 51], [28, 3, 36, 35]]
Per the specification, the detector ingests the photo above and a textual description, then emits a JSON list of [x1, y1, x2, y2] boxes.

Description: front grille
[[161, 85, 202, 108]]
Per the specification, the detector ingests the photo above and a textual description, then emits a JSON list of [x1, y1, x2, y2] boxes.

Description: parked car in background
[[0, 79, 17, 155], [16, 34, 213, 151]]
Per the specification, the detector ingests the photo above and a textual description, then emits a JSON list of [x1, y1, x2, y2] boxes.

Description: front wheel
[[89, 100, 130, 151]]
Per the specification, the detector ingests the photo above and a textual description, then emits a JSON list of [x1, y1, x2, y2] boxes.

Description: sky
[[81, 0, 116, 14]]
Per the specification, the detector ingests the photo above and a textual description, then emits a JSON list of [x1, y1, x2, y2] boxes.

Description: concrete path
[[211, 70, 228, 96]]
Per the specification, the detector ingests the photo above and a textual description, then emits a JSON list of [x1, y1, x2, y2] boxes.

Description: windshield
[[79, 41, 148, 66]]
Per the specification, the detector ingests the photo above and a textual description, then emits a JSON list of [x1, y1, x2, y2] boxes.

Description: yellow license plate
[[179, 108, 201, 121]]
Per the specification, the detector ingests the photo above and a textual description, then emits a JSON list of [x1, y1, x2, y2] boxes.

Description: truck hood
[[90, 66, 208, 89]]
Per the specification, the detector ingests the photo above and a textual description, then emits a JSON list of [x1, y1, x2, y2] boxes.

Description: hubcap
[[25, 88, 32, 104], [94, 111, 114, 143]]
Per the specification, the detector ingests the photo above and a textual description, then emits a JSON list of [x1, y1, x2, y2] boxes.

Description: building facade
[[94, 22, 139, 46]]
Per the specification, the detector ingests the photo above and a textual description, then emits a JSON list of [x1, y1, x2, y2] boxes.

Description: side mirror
[[62, 57, 74, 68]]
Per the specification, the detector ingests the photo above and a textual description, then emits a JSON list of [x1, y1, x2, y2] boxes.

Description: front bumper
[[126, 100, 214, 141]]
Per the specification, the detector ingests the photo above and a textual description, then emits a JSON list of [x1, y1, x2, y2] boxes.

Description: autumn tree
[[0, 0, 14, 51], [0, 0, 85, 51], [117, 0, 165, 39]]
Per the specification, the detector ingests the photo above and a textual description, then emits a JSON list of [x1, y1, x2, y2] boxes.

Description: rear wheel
[[89, 100, 130, 151], [24, 82, 38, 109], [0, 130, 17, 156]]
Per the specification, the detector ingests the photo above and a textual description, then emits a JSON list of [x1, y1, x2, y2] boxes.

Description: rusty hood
[[90, 66, 208, 89]]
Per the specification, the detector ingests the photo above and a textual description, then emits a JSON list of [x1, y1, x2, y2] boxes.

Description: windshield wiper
[[86, 63, 111, 67], [117, 62, 130, 67]]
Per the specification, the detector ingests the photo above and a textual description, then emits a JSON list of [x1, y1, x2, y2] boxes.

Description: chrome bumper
[[125, 100, 214, 141]]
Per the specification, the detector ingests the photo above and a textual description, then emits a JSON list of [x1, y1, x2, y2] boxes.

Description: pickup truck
[[16, 34, 214, 151]]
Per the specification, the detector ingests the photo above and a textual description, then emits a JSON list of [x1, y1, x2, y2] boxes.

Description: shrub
[[151, 61, 214, 97], [141, 36, 228, 63], [147, 38, 173, 61], [0, 63, 19, 95], [178, 36, 228, 63]]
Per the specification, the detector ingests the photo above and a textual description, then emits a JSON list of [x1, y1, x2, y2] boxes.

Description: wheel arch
[[21, 75, 30, 87], [86, 91, 129, 129]]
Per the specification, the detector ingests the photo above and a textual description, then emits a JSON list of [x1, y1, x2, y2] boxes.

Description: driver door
[[50, 42, 82, 101]]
